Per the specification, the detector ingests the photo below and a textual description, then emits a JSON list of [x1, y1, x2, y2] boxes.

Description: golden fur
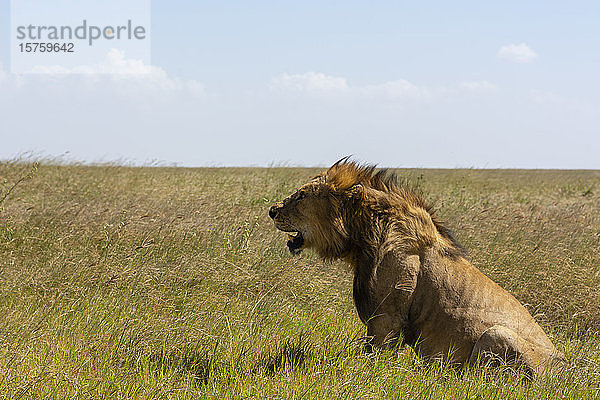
[[269, 158, 564, 375]]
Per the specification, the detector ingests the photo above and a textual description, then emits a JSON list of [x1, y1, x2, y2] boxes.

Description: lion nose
[[269, 205, 278, 219]]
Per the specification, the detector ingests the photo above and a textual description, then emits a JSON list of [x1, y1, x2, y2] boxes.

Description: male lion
[[269, 158, 564, 375]]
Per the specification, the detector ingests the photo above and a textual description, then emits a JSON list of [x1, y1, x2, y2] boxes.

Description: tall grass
[[0, 162, 599, 398]]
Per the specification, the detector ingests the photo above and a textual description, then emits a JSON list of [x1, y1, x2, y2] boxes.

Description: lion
[[269, 158, 564, 376]]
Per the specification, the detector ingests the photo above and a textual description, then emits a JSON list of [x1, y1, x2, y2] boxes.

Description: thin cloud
[[497, 43, 537, 63], [270, 72, 348, 93], [459, 80, 498, 92], [361, 79, 430, 100], [271, 72, 429, 101], [271, 72, 504, 102]]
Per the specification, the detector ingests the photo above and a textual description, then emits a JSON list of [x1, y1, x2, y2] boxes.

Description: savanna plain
[[0, 161, 599, 399]]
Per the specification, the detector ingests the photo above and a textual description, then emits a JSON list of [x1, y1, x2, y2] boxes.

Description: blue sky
[[1, 1, 599, 168]]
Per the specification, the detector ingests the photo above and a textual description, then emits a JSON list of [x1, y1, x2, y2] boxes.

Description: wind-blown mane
[[323, 157, 466, 258], [325, 156, 399, 192]]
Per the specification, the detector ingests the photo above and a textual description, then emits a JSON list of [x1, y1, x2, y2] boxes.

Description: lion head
[[268, 158, 403, 260], [269, 157, 465, 261], [268, 171, 349, 259]]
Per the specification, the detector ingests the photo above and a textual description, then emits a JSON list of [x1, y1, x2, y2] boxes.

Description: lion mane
[[270, 158, 564, 375]]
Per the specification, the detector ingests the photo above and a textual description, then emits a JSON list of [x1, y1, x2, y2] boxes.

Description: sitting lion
[[269, 158, 564, 375]]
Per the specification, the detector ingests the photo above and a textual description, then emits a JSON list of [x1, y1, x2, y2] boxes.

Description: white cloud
[[270, 72, 504, 103], [361, 79, 430, 100], [459, 80, 498, 92], [497, 43, 537, 63], [270, 72, 348, 93], [8, 49, 205, 99], [28, 49, 158, 75], [271, 72, 431, 102]]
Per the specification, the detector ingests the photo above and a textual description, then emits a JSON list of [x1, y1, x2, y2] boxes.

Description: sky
[[0, 1, 599, 168]]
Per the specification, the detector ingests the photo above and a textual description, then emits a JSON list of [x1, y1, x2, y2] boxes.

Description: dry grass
[[0, 162, 599, 399]]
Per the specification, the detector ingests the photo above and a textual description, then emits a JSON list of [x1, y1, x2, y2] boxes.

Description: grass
[[0, 161, 599, 399]]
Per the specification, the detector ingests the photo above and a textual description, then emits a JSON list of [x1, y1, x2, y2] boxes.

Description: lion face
[[269, 178, 342, 255]]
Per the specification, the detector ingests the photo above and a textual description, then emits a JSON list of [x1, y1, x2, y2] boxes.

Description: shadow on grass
[[142, 337, 312, 386], [147, 346, 216, 385], [255, 338, 311, 376]]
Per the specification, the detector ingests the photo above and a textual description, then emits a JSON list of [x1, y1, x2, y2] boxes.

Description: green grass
[[0, 162, 599, 399]]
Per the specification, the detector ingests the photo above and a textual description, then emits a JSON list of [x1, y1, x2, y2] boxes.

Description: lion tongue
[[287, 232, 304, 254]]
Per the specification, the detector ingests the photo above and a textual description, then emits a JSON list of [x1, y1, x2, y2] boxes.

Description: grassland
[[0, 161, 599, 399]]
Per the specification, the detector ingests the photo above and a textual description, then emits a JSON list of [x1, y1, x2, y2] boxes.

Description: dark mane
[[325, 157, 467, 258]]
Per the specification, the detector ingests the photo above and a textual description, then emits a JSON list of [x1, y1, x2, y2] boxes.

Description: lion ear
[[348, 184, 363, 196]]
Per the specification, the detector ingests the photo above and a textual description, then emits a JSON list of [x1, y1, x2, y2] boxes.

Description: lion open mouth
[[287, 232, 304, 255]]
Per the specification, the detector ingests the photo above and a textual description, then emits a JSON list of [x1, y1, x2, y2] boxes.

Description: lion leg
[[469, 325, 555, 377], [365, 314, 400, 352]]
